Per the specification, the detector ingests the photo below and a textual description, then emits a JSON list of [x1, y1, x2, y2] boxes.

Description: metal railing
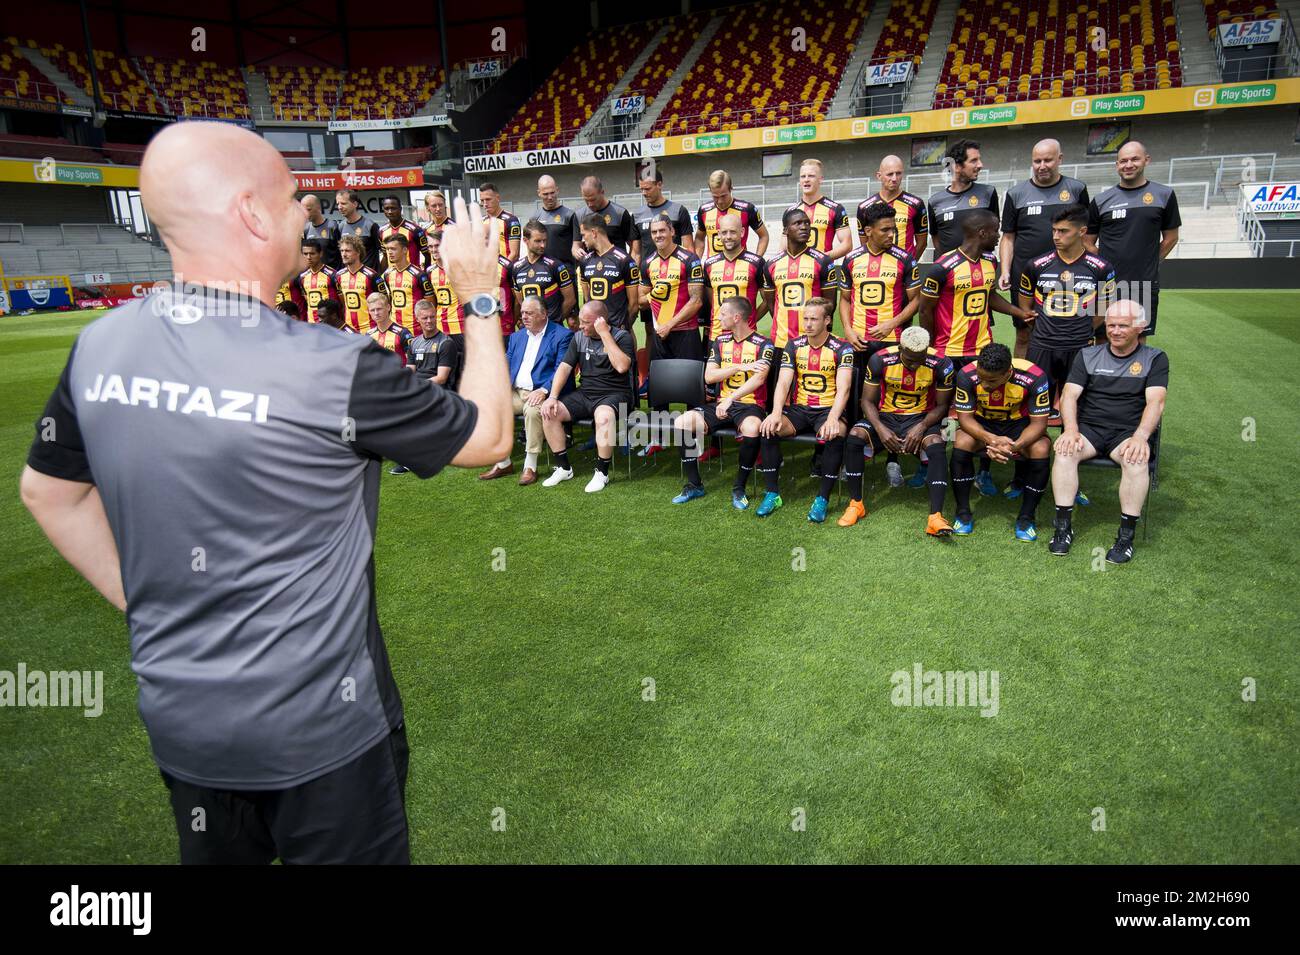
[[1236, 195, 1268, 256], [0, 223, 26, 243], [1165, 238, 1298, 258], [0, 245, 172, 274], [0, 74, 67, 107], [444, 46, 526, 111], [849, 59, 917, 116], [1212, 12, 1300, 82], [581, 90, 649, 145]]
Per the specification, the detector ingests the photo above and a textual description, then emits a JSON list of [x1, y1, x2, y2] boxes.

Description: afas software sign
[[461, 79, 1300, 172], [1242, 182, 1300, 215]]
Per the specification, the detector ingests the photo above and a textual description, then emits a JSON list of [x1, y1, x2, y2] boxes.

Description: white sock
[[496, 456, 511, 469], [524, 452, 538, 470]]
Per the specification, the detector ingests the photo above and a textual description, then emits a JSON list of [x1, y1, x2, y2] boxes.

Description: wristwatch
[[466, 292, 502, 320]]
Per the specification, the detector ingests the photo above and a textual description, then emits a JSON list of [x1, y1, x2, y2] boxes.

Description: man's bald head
[[537, 174, 559, 209], [141, 122, 304, 300], [876, 154, 905, 195], [1031, 138, 1063, 184], [1116, 140, 1150, 185], [301, 194, 321, 217]]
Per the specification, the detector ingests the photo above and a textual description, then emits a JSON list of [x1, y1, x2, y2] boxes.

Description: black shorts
[[950, 355, 979, 378], [650, 326, 706, 362], [975, 415, 1032, 441], [1079, 422, 1136, 458], [854, 412, 943, 448], [785, 404, 834, 435], [162, 723, 410, 865], [561, 390, 630, 421], [694, 401, 764, 433], [1026, 344, 1082, 401]]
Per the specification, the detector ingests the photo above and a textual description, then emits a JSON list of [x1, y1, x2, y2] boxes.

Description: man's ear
[[236, 192, 271, 242]]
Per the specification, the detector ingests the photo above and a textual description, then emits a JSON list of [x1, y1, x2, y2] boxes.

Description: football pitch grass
[[1, 291, 1296, 864]]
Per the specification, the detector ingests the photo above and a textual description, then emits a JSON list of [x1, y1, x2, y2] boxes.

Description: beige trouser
[[513, 387, 544, 455]]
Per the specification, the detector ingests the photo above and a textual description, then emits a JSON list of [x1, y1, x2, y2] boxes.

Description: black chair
[[1079, 428, 1162, 539], [646, 358, 707, 478]]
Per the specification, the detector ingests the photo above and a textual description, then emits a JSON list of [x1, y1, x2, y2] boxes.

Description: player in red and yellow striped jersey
[[701, 211, 772, 342], [790, 159, 853, 260], [365, 292, 414, 364], [298, 239, 337, 322], [950, 343, 1052, 540], [838, 202, 923, 353], [380, 234, 426, 329], [695, 169, 769, 258], [670, 298, 776, 508], [756, 297, 854, 522], [840, 326, 956, 534], [479, 183, 521, 261], [761, 208, 838, 349], [641, 215, 705, 361], [275, 242, 308, 317], [380, 196, 429, 270], [857, 155, 928, 260], [332, 234, 388, 333], [424, 230, 465, 338], [496, 253, 516, 338]]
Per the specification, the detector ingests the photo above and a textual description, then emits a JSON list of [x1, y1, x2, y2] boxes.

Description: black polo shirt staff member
[[20, 123, 513, 865]]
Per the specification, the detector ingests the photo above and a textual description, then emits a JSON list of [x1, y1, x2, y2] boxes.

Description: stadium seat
[[650, 0, 870, 138], [337, 64, 445, 120], [869, 0, 938, 72], [932, 0, 1182, 110], [0, 40, 68, 105], [1201, 0, 1281, 37]]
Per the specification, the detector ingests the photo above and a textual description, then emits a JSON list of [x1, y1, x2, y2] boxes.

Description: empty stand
[[870, 0, 938, 69], [336, 64, 444, 120], [650, 0, 873, 136], [260, 65, 342, 122], [619, 13, 712, 110], [141, 56, 249, 118], [492, 23, 651, 152], [932, 0, 1182, 110], [0, 41, 67, 106]]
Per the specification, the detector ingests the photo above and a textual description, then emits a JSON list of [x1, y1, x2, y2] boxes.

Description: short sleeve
[[759, 342, 776, 366], [781, 342, 797, 368], [638, 262, 652, 289], [438, 335, 460, 370], [832, 203, 848, 232], [688, 256, 704, 284], [556, 262, 574, 289], [1066, 351, 1090, 388], [750, 204, 764, 229], [347, 340, 478, 477], [838, 346, 854, 369], [695, 207, 707, 233], [1146, 350, 1170, 389], [864, 350, 884, 385], [916, 202, 929, 236], [1162, 192, 1181, 230], [562, 334, 579, 367], [676, 207, 694, 242], [1018, 265, 1035, 297], [988, 188, 999, 215], [1028, 372, 1052, 416], [904, 254, 921, 289], [1000, 194, 1018, 234], [707, 338, 722, 366], [26, 340, 93, 483], [953, 372, 975, 412], [1077, 184, 1091, 210], [626, 257, 642, 286], [921, 261, 947, 298], [616, 329, 637, 364], [757, 258, 774, 290], [936, 358, 955, 390], [1086, 199, 1101, 235]]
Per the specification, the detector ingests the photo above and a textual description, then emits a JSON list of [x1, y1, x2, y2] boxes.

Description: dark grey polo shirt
[[27, 286, 477, 790]]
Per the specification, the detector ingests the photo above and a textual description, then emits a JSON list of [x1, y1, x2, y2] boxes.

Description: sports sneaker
[[542, 467, 574, 487], [926, 512, 954, 537], [1106, 530, 1136, 564], [837, 499, 867, 527], [1075, 490, 1091, 506], [638, 443, 665, 458], [584, 471, 610, 493], [808, 495, 829, 523], [975, 471, 998, 497], [1048, 520, 1073, 556], [885, 461, 903, 487], [755, 492, 783, 517], [672, 483, 706, 504], [732, 490, 750, 511], [1014, 519, 1037, 542], [953, 515, 975, 535], [1003, 482, 1023, 500], [388, 464, 410, 475], [906, 466, 927, 489]]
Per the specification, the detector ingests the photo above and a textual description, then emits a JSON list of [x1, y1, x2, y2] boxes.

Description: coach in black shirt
[[1000, 139, 1090, 357], [21, 123, 513, 864], [409, 300, 459, 387], [1049, 299, 1168, 565], [1088, 141, 1180, 336], [535, 174, 582, 265], [301, 194, 342, 270], [927, 139, 999, 259], [579, 174, 636, 257]]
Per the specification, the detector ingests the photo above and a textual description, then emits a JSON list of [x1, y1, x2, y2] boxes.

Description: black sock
[[1120, 512, 1140, 533], [736, 436, 760, 493], [680, 443, 702, 487], [760, 436, 781, 493], [925, 445, 950, 513], [951, 448, 975, 521], [1055, 504, 1074, 524], [555, 449, 571, 471], [818, 439, 845, 500], [844, 434, 867, 501], [1017, 458, 1050, 525], [596, 455, 611, 476], [886, 451, 899, 465], [979, 456, 992, 474]]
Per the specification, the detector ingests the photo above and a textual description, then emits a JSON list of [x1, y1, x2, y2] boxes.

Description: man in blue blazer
[[481, 295, 575, 484]]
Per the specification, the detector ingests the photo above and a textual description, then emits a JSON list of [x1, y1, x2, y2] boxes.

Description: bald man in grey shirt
[[21, 123, 513, 864]]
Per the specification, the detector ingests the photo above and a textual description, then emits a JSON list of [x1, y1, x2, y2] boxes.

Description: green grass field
[[1, 292, 1296, 864]]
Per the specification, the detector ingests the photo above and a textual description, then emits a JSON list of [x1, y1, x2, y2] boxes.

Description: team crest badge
[[1059, 188, 1071, 201], [1129, 361, 1143, 374], [554, 215, 562, 222], [1142, 192, 1154, 204], [604, 214, 611, 224], [1060, 271, 1073, 285], [968, 195, 979, 207]]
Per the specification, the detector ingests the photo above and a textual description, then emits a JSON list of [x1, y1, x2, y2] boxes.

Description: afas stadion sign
[[292, 167, 424, 191]]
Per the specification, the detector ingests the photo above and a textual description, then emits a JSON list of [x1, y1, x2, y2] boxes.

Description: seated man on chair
[[1049, 299, 1168, 563], [950, 342, 1052, 541], [540, 301, 636, 493], [671, 298, 776, 508], [757, 297, 854, 522], [840, 325, 956, 536]]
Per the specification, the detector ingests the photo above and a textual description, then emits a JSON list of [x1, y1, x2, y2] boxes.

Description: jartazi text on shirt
[[84, 374, 270, 423]]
